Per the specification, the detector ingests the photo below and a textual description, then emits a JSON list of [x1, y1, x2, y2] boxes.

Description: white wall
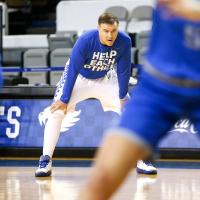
[[56, 0, 154, 33]]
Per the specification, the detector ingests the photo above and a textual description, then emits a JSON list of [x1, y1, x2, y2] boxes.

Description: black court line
[[0, 159, 92, 167], [0, 159, 200, 169]]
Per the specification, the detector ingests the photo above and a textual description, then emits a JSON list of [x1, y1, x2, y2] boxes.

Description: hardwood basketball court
[[0, 159, 200, 200]]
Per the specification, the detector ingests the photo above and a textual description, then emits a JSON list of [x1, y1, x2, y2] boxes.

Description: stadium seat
[[105, 6, 129, 31], [127, 5, 153, 34], [138, 46, 148, 65], [23, 48, 49, 84], [3, 48, 24, 66], [135, 30, 150, 49], [3, 34, 48, 66], [50, 48, 72, 85], [48, 31, 77, 51]]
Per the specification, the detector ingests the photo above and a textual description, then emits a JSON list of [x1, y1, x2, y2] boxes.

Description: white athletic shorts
[[54, 67, 121, 114], [38, 64, 121, 130]]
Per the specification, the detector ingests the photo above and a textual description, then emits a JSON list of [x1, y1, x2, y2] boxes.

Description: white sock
[[42, 110, 65, 158]]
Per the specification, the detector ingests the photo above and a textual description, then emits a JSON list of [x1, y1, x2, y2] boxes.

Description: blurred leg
[[78, 133, 149, 200]]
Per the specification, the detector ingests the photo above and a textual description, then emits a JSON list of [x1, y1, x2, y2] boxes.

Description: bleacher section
[[56, 0, 154, 34], [1, 0, 154, 85]]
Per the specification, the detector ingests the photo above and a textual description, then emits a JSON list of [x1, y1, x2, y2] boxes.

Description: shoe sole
[[35, 171, 52, 177], [136, 168, 157, 175]]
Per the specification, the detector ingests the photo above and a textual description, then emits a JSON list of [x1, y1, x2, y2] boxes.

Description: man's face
[[98, 22, 118, 46]]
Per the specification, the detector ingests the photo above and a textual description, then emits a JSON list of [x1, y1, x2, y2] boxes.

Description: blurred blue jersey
[[146, 5, 200, 81], [118, 3, 200, 150]]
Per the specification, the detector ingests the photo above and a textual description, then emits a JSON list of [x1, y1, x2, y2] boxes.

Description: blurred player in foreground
[[35, 12, 157, 177], [78, 0, 200, 199]]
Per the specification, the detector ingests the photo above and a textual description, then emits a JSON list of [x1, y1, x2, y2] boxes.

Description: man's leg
[[35, 109, 65, 177], [78, 71, 180, 199], [78, 133, 149, 200], [35, 79, 83, 177], [35, 76, 108, 177]]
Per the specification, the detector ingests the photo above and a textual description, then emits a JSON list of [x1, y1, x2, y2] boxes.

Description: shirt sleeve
[[117, 38, 132, 99], [60, 37, 88, 103]]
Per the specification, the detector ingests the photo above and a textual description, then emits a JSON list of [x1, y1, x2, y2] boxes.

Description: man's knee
[[49, 110, 65, 120]]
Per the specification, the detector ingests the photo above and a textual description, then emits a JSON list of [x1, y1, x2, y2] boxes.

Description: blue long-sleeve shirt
[[60, 30, 131, 103]]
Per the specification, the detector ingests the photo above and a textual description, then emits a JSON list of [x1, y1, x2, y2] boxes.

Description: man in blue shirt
[[35, 12, 157, 177], [78, 0, 200, 199]]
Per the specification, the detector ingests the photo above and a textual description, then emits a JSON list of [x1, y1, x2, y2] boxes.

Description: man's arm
[[159, 0, 200, 21], [50, 36, 87, 113], [119, 94, 130, 110], [116, 37, 132, 109]]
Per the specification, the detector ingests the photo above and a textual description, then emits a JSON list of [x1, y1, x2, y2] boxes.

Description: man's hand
[[50, 100, 68, 114], [120, 99, 128, 111], [120, 94, 130, 111]]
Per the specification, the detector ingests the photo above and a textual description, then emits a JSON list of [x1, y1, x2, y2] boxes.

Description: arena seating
[[56, 0, 153, 34], [1, 0, 154, 85], [23, 48, 49, 84], [126, 5, 153, 34], [48, 31, 77, 51], [135, 30, 150, 50], [105, 6, 129, 31], [138, 46, 148, 65], [50, 48, 72, 85], [3, 34, 48, 67]]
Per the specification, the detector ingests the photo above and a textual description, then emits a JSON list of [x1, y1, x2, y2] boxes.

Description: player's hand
[[50, 100, 68, 114], [120, 94, 130, 111], [120, 99, 127, 111]]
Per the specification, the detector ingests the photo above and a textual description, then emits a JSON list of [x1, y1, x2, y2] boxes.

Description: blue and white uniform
[[37, 29, 131, 160], [148, 7, 200, 80], [53, 29, 131, 113], [112, 4, 200, 151]]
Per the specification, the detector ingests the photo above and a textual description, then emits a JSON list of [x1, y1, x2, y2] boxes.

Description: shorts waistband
[[143, 62, 200, 88]]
